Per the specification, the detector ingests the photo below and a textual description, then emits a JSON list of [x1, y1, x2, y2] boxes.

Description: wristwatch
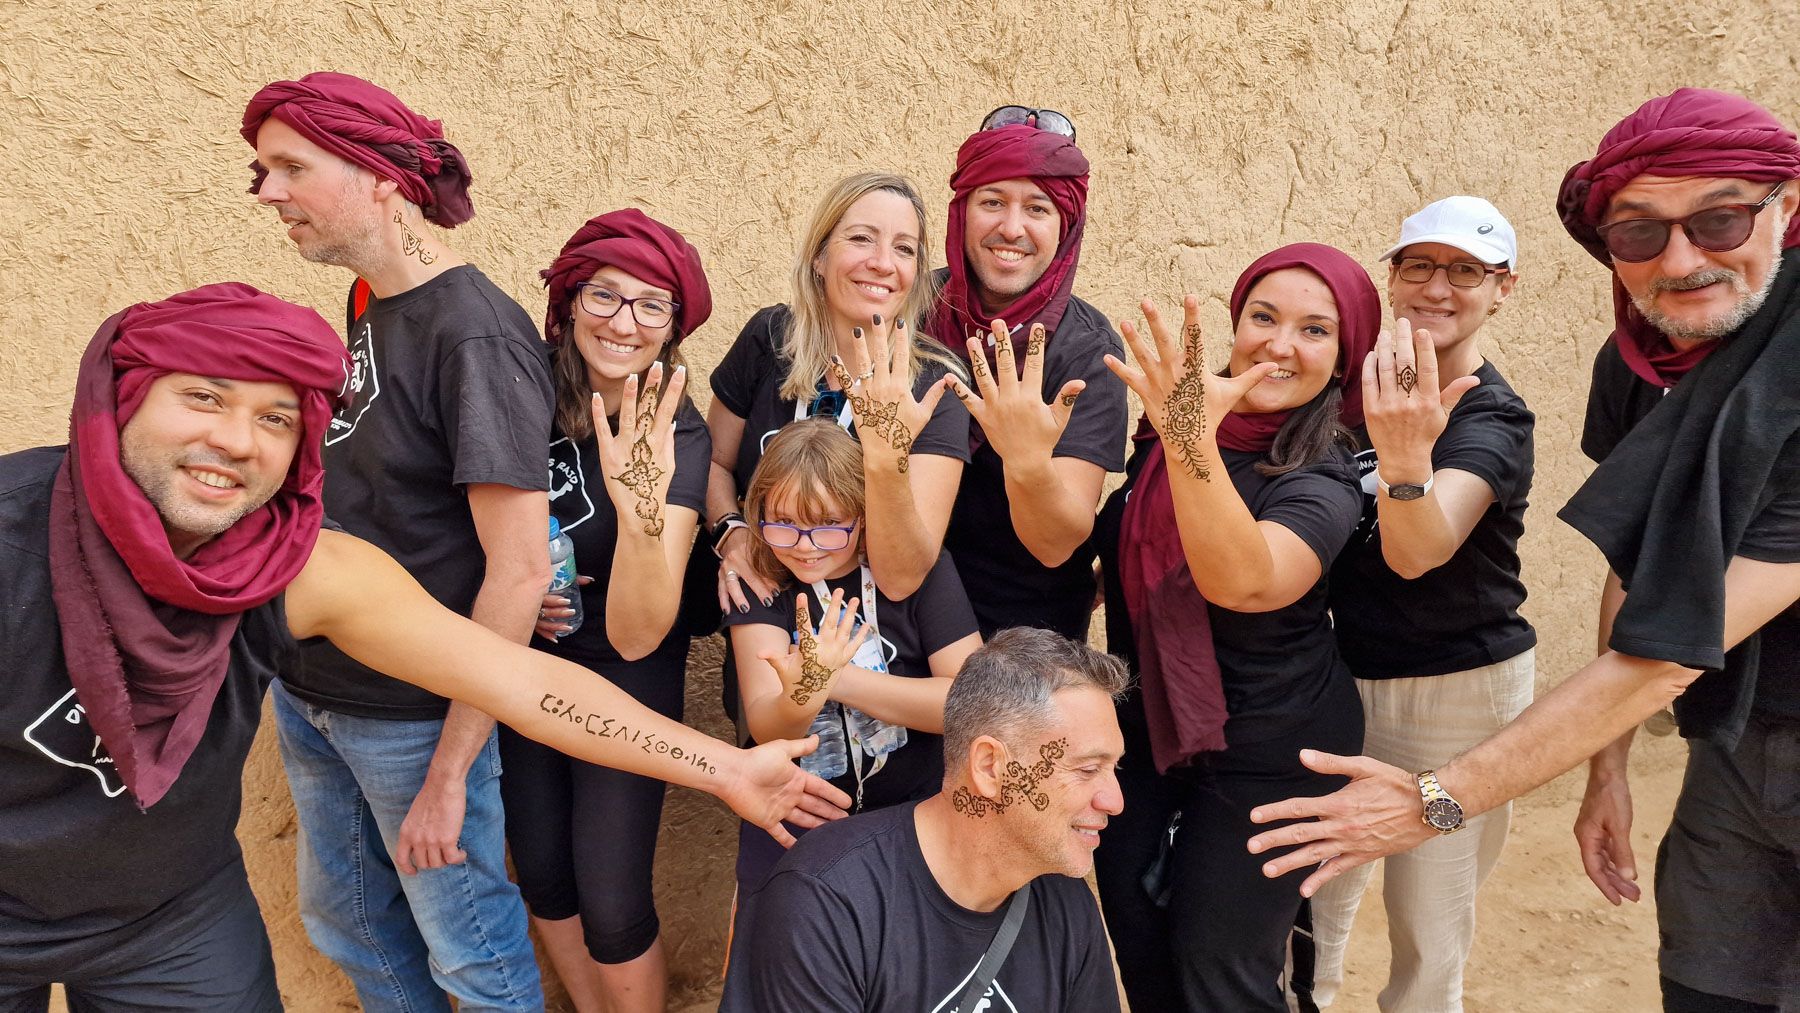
[[1416, 770, 1465, 834], [1377, 472, 1435, 501], [709, 512, 748, 557]]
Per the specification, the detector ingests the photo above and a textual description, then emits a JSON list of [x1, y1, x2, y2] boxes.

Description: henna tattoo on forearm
[[538, 692, 717, 775], [394, 210, 437, 265], [790, 618, 835, 706], [1162, 323, 1212, 480], [1397, 363, 1418, 395], [951, 737, 1069, 817]]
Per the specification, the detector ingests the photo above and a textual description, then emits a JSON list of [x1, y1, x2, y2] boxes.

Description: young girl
[[501, 209, 712, 1013], [1094, 244, 1378, 1012], [726, 419, 981, 888]]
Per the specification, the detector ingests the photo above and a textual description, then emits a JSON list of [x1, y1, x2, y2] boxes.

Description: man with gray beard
[[1248, 89, 1800, 1013]]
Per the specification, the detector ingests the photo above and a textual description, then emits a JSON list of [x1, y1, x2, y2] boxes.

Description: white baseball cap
[[1379, 195, 1518, 268]]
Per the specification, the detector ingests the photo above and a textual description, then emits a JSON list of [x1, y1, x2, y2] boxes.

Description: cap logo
[[1477, 223, 1494, 234]]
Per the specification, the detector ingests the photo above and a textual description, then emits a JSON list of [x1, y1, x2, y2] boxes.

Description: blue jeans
[[272, 681, 542, 1013]]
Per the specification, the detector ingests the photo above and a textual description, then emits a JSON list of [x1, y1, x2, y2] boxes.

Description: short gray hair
[[942, 628, 1131, 766]]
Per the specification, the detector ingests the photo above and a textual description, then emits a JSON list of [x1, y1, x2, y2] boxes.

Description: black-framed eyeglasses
[[757, 520, 859, 551], [980, 105, 1077, 141], [1596, 184, 1786, 264], [1392, 257, 1509, 289], [574, 283, 680, 329]]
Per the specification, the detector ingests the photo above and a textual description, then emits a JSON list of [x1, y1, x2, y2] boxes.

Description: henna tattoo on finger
[[612, 376, 666, 537], [1162, 323, 1212, 480], [790, 614, 835, 706], [832, 357, 916, 473], [394, 211, 437, 265], [951, 738, 1069, 817], [1026, 324, 1046, 357], [1397, 363, 1418, 395], [1059, 392, 1078, 408]]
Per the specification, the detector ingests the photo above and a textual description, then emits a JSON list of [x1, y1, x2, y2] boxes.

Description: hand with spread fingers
[[595, 362, 685, 539], [827, 315, 946, 475], [1244, 749, 1436, 897], [759, 590, 871, 710], [724, 736, 855, 844], [943, 319, 1085, 465], [1104, 295, 1279, 481], [1362, 317, 1481, 485]]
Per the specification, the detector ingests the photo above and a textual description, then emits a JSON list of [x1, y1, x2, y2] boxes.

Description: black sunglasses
[[980, 105, 1076, 141], [1596, 184, 1786, 264]]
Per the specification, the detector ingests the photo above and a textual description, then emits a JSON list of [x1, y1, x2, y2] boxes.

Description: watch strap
[[1377, 471, 1435, 498]]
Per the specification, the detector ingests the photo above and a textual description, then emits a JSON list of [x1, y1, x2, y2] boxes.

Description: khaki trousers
[[1302, 649, 1535, 1013]]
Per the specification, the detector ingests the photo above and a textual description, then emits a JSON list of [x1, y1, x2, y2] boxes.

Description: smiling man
[[1246, 89, 1800, 1013], [721, 628, 1126, 1013], [241, 73, 555, 1012], [0, 284, 845, 1012], [931, 111, 1128, 642]]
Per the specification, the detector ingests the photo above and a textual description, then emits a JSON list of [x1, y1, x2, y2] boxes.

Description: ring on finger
[[726, 570, 740, 581], [854, 367, 875, 384]]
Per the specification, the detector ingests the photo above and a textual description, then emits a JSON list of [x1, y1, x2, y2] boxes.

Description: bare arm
[[734, 620, 828, 743], [829, 632, 980, 734], [705, 398, 780, 611], [1576, 568, 1642, 903], [599, 368, 697, 660], [1376, 470, 1494, 579], [288, 531, 851, 844]]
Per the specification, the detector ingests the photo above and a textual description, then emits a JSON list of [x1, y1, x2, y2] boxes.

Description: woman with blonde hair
[[706, 172, 970, 722]]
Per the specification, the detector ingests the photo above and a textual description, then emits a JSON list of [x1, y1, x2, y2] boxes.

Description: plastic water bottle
[[548, 516, 583, 638]]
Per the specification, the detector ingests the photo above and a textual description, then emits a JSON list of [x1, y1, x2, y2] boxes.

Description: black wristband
[[710, 511, 747, 552]]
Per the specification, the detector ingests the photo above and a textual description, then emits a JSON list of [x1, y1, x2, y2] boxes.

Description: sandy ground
[[49, 737, 1680, 1013]]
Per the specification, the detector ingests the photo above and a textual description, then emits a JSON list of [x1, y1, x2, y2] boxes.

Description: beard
[[1632, 219, 1786, 341], [120, 441, 277, 546]]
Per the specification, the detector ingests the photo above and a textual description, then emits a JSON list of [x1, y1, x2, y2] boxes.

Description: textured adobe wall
[[3, 1, 1796, 1008]]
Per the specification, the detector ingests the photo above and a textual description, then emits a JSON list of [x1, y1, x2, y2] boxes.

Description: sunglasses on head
[[1596, 183, 1786, 264], [980, 105, 1077, 141]]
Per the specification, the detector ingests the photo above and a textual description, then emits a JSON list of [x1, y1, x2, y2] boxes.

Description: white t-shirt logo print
[[931, 968, 1019, 1013], [327, 319, 381, 446]]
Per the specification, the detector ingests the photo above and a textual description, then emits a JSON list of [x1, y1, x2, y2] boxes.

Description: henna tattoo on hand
[[951, 737, 1069, 818], [830, 358, 915, 474], [790, 615, 835, 706], [1397, 363, 1418, 395], [1059, 392, 1078, 408], [394, 211, 437, 265], [1162, 323, 1212, 480], [611, 380, 666, 537], [1026, 324, 1046, 357]]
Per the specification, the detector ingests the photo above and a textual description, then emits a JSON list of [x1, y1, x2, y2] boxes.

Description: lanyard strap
[[793, 377, 856, 429], [953, 886, 1031, 1013], [809, 562, 884, 809]]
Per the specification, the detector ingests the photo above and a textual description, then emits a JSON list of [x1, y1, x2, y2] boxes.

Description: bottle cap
[[549, 516, 562, 540]]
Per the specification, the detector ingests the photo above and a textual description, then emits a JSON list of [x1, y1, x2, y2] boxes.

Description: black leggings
[[499, 660, 683, 965], [1094, 679, 1364, 1013]]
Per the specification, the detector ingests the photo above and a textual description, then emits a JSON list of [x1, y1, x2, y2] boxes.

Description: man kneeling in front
[[722, 627, 1126, 1012]]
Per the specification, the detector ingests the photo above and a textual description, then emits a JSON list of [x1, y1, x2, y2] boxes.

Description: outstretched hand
[[943, 319, 1083, 464], [1244, 749, 1435, 897], [1362, 317, 1480, 477], [1105, 295, 1278, 480], [829, 315, 945, 474], [595, 362, 685, 538], [724, 734, 853, 847], [759, 591, 870, 708]]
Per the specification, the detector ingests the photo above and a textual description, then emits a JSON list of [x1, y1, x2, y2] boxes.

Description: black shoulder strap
[[953, 885, 1031, 1013]]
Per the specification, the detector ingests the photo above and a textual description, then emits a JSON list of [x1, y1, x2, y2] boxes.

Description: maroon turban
[[49, 283, 352, 807], [1558, 88, 1800, 386], [242, 72, 475, 227], [1116, 243, 1377, 772], [928, 124, 1090, 356], [540, 209, 712, 344]]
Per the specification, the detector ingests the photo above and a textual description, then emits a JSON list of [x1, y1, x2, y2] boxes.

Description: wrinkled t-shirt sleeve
[[1052, 328, 1129, 471], [1434, 391, 1534, 504], [438, 336, 554, 490], [740, 872, 866, 1012], [669, 409, 714, 514], [909, 553, 982, 655], [1255, 457, 1364, 569], [911, 362, 973, 462], [712, 310, 780, 419], [1738, 434, 1800, 565]]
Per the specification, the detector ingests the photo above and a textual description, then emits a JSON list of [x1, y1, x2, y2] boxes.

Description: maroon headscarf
[[540, 209, 713, 344], [242, 72, 475, 227], [1558, 88, 1800, 387], [928, 124, 1090, 357], [49, 283, 351, 807], [1116, 243, 1378, 772]]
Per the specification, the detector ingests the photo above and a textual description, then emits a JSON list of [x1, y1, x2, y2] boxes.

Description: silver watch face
[[1423, 797, 1464, 831], [1388, 483, 1428, 501]]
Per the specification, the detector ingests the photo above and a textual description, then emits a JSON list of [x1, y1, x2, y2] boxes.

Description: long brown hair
[[550, 317, 689, 441], [742, 419, 868, 587]]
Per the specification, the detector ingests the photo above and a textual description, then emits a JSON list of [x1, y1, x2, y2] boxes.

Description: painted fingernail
[[739, 603, 750, 614], [872, 314, 882, 326], [762, 596, 773, 606], [853, 326, 864, 339]]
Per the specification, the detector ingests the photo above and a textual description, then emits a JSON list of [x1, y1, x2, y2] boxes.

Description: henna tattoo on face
[[1397, 363, 1418, 395], [951, 737, 1069, 818], [1161, 323, 1212, 480], [394, 210, 437, 265], [537, 693, 716, 775], [611, 376, 666, 537], [790, 606, 835, 706]]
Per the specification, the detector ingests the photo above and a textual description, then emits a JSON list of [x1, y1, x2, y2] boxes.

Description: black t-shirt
[[0, 447, 292, 972], [720, 801, 1122, 1013], [942, 293, 1130, 638], [725, 553, 979, 810], [1330, 361, 1538, 679], [1582, 341, 1800, 719], [535, 383, 710, 711], [1099, 443, 1364, 745], [291, 266, 554, 719], [709, 303, 971, 493]]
